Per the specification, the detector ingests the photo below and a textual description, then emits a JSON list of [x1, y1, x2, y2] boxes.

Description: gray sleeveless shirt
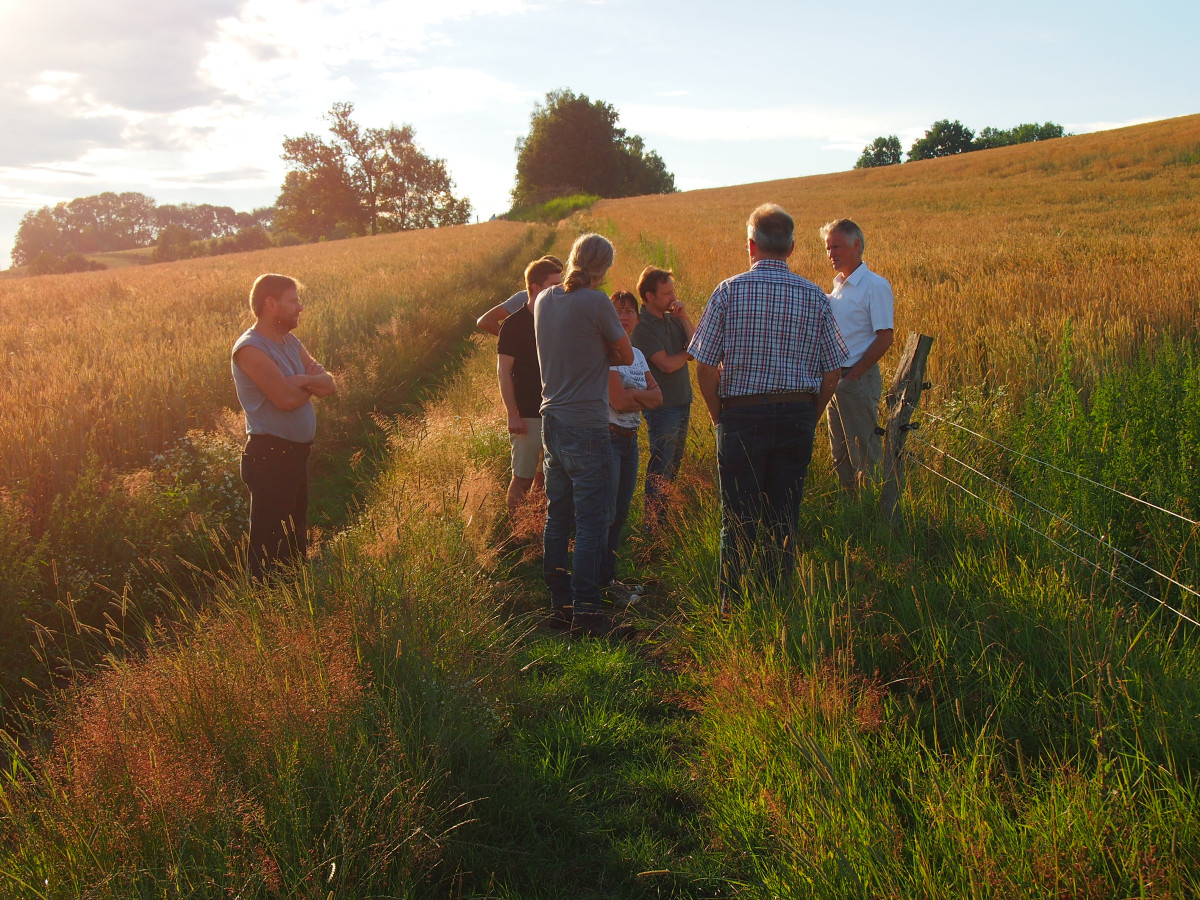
[[231, 328, 317, 443]]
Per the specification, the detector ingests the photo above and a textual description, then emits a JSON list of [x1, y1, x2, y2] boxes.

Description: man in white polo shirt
[[820, 219, 894, 493]]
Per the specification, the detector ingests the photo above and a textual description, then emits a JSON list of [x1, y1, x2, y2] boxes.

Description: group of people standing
[[478, 203, 893, 633], [229, 203, 893, 635], [480, 239, 697, 636]]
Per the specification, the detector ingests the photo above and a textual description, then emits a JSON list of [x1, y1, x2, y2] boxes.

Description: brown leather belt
[[721, 391, 816, 410], [609, 423, 637, 438]]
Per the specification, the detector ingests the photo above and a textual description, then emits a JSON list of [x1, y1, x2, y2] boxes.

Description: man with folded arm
[[232, 274, 338, 578]]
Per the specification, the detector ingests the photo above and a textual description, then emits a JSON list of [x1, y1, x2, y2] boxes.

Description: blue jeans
[[542, 414, 613, 614], [716, 401, 818, 604], [603, 429, 640, 586], [643, 404, 690, 526]]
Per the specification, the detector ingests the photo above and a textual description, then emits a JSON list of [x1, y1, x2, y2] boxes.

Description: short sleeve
[[868, 278, 895, 332], [687, 285, 727, 366], [596, 295, 626, 344], [817, 303, 849, 372], [501, 291, 528, 314], [497, 316, 518, 357]]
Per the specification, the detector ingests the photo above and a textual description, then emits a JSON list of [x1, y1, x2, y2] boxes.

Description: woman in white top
[[604, 290, 663, 600]]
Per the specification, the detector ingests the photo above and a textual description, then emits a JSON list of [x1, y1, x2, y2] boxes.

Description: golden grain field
[[592, 114, 1200, 403], [0, 220, 543, 521]]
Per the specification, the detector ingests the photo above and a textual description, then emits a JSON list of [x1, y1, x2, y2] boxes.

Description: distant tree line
[[12, 192, 276, 269], [856, 119, 1068, 168], [12, 92, 676, 271]]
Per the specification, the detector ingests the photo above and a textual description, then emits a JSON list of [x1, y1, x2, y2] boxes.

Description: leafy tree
[[512, 89, 675, 207], [154, 224, 198, 262], [975, 121, 1066, 150], [156, 203, 240, 240], [908, 120, 976, 161], [276, 102, 471, 242], [13, 192, 157, 264], [855, 135, 903, 168], [12, 209, 64, 266]]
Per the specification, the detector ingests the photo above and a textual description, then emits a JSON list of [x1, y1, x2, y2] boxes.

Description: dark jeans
[[603, 429, 640, 586], [644, 404, 690, 526], [542, 414, 613, 614], [716, 400, 817, 604], [240, 434, 311, 579]]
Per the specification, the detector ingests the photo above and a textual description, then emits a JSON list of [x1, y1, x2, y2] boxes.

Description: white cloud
[[379, 67, 537, 116], [200, 0, 540, 104]]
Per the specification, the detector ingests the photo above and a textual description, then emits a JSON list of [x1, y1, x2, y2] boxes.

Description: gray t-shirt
[[535, 285, 626, 428], [501, 290, 528, 314], [231, 328, 317, 443]]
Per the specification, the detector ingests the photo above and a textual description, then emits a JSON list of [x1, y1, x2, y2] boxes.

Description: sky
[[1, 0, 1197, 267]]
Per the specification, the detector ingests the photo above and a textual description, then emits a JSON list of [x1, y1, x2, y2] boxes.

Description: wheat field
[[0, 220, 541, 522], [592, 114, 1200, 404]]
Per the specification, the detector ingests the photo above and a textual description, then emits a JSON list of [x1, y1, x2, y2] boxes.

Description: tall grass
[[0, 339, 527, 899], [0, 221, 549, 717]]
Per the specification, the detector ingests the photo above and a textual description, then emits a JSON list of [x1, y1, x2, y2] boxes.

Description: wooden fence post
[[880, 333, 934, 525]]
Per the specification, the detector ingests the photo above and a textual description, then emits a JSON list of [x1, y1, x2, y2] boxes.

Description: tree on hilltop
[[907, 119, 976, 161], [975, 121, 1067, 150], [855, 135, 903, 168], [276, 102, 471, 242], [512, 89, 675, 208]]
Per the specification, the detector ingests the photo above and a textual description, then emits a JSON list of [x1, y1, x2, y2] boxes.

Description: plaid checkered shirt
[[688, 258, 847, 397]]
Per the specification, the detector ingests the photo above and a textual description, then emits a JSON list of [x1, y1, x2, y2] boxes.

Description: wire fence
[[904, 406, 1200, 629]]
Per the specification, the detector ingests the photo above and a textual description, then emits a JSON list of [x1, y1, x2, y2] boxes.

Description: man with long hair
[[534, 234, 633, 636]]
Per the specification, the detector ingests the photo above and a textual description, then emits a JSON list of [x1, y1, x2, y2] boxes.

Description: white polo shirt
[[828, 263, 894, 367]]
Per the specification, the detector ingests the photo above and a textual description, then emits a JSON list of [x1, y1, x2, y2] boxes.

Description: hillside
[[3, 115, 1200, 898], [593, 114, 1200, 402]]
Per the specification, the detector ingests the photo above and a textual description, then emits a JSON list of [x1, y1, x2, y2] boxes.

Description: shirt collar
[[750, 258, 791, 273], [833, 261, 871, 290]]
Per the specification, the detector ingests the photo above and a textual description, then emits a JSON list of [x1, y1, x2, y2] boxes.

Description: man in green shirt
[[631, 266, 695, 529]]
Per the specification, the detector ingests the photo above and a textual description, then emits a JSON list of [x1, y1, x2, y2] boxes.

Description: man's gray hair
[[819, 218, 865, 253], [747, 204, 794, 256]]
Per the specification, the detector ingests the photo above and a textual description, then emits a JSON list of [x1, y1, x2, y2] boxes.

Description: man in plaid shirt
[[688, 203, 846, 609]]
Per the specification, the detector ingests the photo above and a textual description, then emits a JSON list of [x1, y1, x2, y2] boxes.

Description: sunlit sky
[[1, 0, 1196, 267]]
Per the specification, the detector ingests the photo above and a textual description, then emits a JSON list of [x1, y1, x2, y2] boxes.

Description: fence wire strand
[[918, 408, 1200, 527], [911, 433, 1200, 605], [908, 447, 1200, 629]]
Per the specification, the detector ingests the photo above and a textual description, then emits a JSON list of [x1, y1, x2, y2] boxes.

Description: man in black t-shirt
[[498, 256, 563, 517]]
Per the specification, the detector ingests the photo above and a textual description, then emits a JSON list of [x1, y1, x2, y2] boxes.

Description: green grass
[[505, 194, 601, 223]]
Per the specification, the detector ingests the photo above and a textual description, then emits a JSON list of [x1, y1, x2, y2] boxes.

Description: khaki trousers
[[826, 363, 883, 491]]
